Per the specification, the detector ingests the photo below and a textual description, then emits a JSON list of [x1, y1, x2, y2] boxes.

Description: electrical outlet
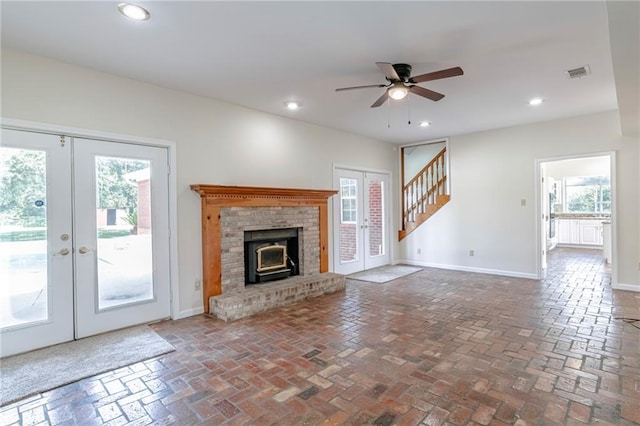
[[195, 280, 201, 290], [521, 199, 527, 207], [469, 249, 475, 256], [417, 248, 421, 254]]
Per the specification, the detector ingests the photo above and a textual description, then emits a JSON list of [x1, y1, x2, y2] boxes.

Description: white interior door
[[0, 130, 171, 356], [0, 129, 74, 357], [333, 168, 390, 275], [73, 138, 170, 338]]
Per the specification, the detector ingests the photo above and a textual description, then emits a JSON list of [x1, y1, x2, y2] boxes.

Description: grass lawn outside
[[0, 227, 133, 242]]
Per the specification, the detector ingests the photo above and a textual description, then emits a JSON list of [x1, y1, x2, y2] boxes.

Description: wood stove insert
[[244, 228, 300, 284]]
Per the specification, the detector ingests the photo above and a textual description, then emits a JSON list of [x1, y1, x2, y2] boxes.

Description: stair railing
[[402, 146, 448, 229]]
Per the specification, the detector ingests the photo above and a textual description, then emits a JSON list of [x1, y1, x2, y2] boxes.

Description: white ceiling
[[1, 1, 632, 144]]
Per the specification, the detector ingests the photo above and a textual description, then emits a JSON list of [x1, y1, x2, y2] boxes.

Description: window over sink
[[564, 175, 611, 213]]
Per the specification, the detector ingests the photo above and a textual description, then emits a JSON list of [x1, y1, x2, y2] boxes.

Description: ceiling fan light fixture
[[118, 3, 150, 21], [388, 83, 409, 100]]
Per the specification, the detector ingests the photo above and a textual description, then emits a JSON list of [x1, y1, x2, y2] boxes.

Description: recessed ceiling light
[[529, 98, 543, 106], [286, 101, 300, 110], [419, 121, 431, 127], [118, 3, 150, 21]]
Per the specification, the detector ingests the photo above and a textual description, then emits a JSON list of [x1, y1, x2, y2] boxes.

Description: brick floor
[[2, 247, 639, 425]]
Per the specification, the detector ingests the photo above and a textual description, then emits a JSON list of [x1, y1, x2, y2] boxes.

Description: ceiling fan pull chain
[[408, 96, 412, 125], [387, 99, 391, 128]]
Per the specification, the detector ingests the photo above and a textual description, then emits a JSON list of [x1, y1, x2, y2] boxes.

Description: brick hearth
[[210, 273, 345, 321]]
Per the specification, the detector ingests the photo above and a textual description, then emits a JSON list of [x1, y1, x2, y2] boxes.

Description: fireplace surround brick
[[220, 206, 319, 294]]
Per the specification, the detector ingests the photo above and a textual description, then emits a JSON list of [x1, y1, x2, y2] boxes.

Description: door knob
[[53, 248, 70, 256], [78, 246, 92, 254]]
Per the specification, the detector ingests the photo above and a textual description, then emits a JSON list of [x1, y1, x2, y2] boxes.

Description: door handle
[[53, 248, 70, 256], [78, 246, 94, 254]]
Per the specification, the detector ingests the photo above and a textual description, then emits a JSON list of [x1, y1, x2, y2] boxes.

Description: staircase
[[398, 146, 450, 240]]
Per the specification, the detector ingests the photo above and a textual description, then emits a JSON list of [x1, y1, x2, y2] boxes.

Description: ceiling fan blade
[[370, 91, 389, 108], [410, 85, 445, 101], [335, 84, 387, 92], [410, 66, 464, 83], [376, 62, 400, 81]]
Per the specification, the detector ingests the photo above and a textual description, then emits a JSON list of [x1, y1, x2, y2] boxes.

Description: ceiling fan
[[335, 62, 464, 108]]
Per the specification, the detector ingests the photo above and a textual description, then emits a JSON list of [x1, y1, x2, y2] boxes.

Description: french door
[[0, 128, 170, 357], [333, 168, 390, 274]]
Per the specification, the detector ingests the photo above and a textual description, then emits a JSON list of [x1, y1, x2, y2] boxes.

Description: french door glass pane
[[339, 177, 358, 263], [0, 147, 48, 328], [95, 157, 153, 309], [368, 179, 384, 257]]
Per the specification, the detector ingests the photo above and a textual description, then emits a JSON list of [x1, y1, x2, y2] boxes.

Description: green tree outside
[[0, 149, 147, 228]]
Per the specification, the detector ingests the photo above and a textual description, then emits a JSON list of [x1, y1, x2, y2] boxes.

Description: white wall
[[544, 156, 610, 179], [1, 49, 398, 316], [399, 111, 640, 288]]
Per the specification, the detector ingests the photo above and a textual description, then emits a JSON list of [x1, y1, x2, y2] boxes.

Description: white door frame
[[534, 151, 617, 286], [332, 164, 392, 273], [1, 118, 180, 320]]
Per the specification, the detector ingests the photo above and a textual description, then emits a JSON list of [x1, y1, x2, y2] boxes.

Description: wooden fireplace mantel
[[190, 184, 338, 312]]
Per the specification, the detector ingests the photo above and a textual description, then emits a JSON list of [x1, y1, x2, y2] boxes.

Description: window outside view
[[340, 178, 357, 223], [564, 176, 611, 214], [0, 147, 49, 328], [95, 157, 154, 310]]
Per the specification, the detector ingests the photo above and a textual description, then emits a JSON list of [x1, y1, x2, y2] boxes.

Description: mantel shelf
[[190, 184, 337, 203]]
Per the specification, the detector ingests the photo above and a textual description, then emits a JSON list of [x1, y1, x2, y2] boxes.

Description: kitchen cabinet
[[558, 219, 580, 244], [557, 218, 603, 246], [579, 220, 603, 245]]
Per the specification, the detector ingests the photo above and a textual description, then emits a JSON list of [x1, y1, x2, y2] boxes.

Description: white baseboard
[[395, 259, 539, 280], [172, 307, 205, 320], [612, 282, 640, 292]]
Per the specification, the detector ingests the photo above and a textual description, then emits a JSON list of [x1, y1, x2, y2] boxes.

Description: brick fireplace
[[191, 185, 342, 317], [220, 206, 318, 292]]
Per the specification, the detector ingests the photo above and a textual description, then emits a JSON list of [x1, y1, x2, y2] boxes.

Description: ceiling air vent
[[566, 65, 591, 79]]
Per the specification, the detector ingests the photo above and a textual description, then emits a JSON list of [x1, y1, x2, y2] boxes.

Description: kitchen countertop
[[555, 214, 611, 220]]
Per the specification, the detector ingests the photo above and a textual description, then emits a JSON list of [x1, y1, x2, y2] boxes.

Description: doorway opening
[[537, 153, 615, 282]]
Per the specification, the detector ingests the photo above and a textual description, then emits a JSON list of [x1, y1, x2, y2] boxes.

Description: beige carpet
[[0, 325, 174, 406], [347, 264, 422, 283]]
